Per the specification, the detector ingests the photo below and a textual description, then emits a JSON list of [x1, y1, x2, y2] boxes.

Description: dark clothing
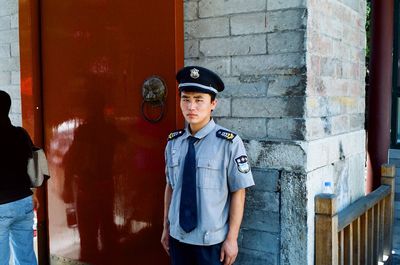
[[169, 236, 223, 265], [0, 117, 33, 204]]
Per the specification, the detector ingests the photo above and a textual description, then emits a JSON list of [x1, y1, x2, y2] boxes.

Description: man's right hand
[[161, 226, 170, 255]]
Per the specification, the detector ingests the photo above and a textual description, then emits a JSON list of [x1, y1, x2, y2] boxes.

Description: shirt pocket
[[167, 153, 180, 188], [197, 158, 224, 189]]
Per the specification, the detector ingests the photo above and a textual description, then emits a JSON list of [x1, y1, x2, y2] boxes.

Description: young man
[[161, 66, 255, 265]]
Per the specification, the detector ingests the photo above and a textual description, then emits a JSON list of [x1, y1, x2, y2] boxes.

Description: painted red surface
[[20, 0, 183, 263]]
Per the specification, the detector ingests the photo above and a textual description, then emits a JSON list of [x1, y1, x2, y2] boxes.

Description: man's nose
[[188, 102, 196, 110]]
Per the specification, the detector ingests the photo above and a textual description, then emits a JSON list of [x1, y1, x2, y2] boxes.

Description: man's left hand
[[220, 237, 238, 265]]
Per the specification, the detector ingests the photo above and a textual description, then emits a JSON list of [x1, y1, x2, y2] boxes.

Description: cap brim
[[179, 85, 217, 95]]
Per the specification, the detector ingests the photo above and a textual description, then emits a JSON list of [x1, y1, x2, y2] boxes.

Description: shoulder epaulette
[[168, 129, 185, 141], [216, 129, 237, 142]]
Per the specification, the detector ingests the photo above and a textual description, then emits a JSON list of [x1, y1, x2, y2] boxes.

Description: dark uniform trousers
[[169, 236, 223, 265]]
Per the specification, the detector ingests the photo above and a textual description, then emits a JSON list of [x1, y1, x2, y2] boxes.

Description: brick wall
[[284, 0, 367, 264], [184, 0, 366, 264], [184, 0, 307, 264], [0, 0, 20, 126]]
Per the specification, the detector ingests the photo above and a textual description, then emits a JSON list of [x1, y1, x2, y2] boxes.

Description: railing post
[[381, 164, 396, 261], [315, 194, 338, 265]]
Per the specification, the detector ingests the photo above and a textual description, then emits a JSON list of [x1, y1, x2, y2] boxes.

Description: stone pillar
[[184, 0, 366, 264], [0, 0, 20, 125]]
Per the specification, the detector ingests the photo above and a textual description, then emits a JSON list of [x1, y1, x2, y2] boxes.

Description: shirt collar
[[184, 119, 216, 140]]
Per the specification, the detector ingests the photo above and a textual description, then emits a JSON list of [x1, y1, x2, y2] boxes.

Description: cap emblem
[[190, 68, 200, 79]]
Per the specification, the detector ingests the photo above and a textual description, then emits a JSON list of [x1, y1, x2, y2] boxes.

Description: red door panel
[[21, 0, 183, 264]]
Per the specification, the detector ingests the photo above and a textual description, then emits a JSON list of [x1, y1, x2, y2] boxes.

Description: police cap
[[176, 66, 224, 95]]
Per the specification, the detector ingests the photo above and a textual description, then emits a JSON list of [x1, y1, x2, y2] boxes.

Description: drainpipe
[[367, 0, 394, 192]]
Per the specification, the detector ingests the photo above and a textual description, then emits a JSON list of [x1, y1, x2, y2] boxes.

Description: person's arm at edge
[[32, 188, 39, 209], [220, 188, 246, 265], [161, 183, 173, 255]]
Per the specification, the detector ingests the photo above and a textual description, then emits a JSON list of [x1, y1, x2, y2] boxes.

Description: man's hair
[[0, 90, 11, 116]]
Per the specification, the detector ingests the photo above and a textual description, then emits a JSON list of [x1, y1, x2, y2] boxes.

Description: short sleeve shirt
[[165, 119, 254, 245]]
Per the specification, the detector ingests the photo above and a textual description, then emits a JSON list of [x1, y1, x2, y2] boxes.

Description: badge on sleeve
[[235, 155, 250, 174]]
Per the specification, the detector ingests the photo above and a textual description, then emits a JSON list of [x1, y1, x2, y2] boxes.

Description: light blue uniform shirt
[[165, 119, 254, 245]]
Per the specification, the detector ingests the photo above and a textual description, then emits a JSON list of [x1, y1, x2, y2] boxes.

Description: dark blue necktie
[[179, 136, 198, 233]]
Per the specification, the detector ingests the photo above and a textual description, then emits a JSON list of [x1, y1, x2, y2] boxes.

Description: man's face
[[180, 91, 217, 130]]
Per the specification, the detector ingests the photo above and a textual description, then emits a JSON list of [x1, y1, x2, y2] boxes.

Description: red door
[[20, 1, 183, 264]]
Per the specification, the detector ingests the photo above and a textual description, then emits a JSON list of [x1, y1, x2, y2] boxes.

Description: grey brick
[[184, 1, 198, 21], [199, 0, 266, 18], [232, 53, 305, 76], [10, 13, 18, 29], [242, 209, 280, 233], [267, 30, 305, 54], [9, 113, 21, 126], [330, 115, 349, 135], [244, 140, 306, 170], [212, 97, 230, 117], [221, 76, 267, 97], [185, 57, 230, 77], [0, 57, 19, 71], [0, 29, 18, 44], [214, 118, 267, 139], [0, 16, 11, 31], [10, 97, 21, 114], [0, 44, 10, 58], [200, 35, 266, 57], [232, 97, 304, 118], [236, 248, 278, 265], [185, 17, 229, 39], [349, 113, 365, 131], [0, 71, 11, 85], [241, 229, 279, 253], [231, 13, 268, 35], [251, 168, 280, 192], [267, 75, 306, 97], [267, 0, 306, 10], [0, 84, 20, 98], [267, 118, 305, 140], [267, 9, 306, 32], [305, 117, 330, 140], [184, 40, 199, 58], [11, 41, 19, 57], [0, 0, 17, 17], [246, 189, 279, 212], [11, 70, 19, 85]]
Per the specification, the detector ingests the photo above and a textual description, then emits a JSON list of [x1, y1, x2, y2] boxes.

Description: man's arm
[[220, 188, 246, 265], [161, 183, 173, 255]]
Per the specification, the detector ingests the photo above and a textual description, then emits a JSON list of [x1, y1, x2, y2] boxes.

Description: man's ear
[[211, 98, 218, 111]]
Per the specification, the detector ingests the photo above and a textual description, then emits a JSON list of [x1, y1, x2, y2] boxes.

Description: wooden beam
[[315, 194, 338, 265]]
